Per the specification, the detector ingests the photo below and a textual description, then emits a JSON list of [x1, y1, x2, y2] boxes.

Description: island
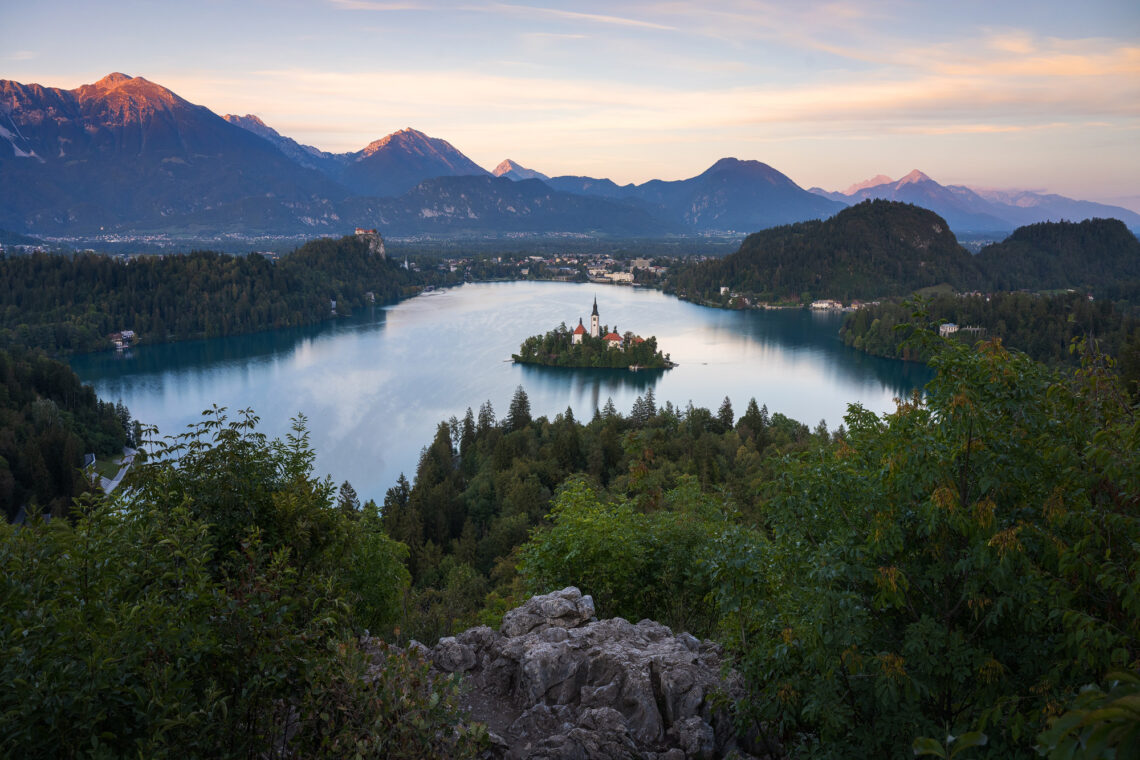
[[512, 297, 674, 370]]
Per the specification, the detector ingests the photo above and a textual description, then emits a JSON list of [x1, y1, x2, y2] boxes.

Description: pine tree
[[505, 386, 532, 432], [337, 480, 360, 514], [477, 400, 496, 433], [717, 396, 734, 431]]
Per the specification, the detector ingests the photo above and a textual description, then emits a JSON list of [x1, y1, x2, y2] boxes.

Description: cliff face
[[405, 587, 767, 760]]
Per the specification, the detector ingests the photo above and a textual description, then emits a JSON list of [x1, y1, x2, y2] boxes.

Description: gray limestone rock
[[434, 587, 760, 760], [433, 635, 478, 672], [501, 586, 597, 637]]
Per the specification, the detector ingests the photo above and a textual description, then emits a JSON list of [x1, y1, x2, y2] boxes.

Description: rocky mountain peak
[[74, 72, 187, 122], [493, 159, 522, 176], [897, 169, 933, 186], [223, 113, 280, 139], [361, 127, 432, 156], [225, 113, 268, 129], [843, 174, 893, 195], [493, 159, 550, 182], [92, 72, 135, 90]]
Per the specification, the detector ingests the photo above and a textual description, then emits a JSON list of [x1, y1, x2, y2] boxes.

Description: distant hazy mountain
[[493, 159, 550, 182], [225, 117, 490, 199], [842, 171, 1009, 232], [844, 175, 893, 195], [223, 113, 344, 176], [637, 158, 845, 231], [811, 171, 1140, 232], [337, 128, 489, 198], [666, 199, 984, 301], [969, 188, 1140, 229], [0, 73, 348, 233], [544, 158, 845, 232], [544, 175, 633, 200], [342, 175, 674, 235]]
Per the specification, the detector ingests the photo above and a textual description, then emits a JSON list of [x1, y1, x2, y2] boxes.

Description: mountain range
[[1, 73, 1136, 239], [809, 171, 1140, 233]]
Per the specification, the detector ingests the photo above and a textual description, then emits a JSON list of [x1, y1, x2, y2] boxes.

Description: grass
[[93, 457, 123, 480]]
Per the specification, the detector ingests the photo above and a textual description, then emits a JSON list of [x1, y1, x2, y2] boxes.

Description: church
[[571, 297, 633, 349]]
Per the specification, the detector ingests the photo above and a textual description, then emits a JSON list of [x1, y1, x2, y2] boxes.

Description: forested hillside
[[0, 347, 129, 520], [975, 217, 1140, 296], [665, 200, 984, 304], [666, 207, 1140, 307], [0, 235, 456, 354], [841, 292, 1140, 392]]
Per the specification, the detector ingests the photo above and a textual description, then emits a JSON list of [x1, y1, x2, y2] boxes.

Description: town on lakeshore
[[512, 296, 673, 370]]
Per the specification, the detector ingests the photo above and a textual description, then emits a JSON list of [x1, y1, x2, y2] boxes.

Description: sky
[[3, 0, 1138, 209]]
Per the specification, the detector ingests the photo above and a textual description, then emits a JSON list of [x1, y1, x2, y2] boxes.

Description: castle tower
[[590, 296, 600, 338]]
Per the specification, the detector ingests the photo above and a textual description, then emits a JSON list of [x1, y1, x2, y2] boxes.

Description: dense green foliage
[[0, 235, 452, 354], [0, 410, 483, 759], [840, 293, 1140, 391], [0, 347, 128, 520], [665, 200, 984, 304], [975, 218, 1140, 298], [382, 388, 820, 640], [518, 476, 731, 635], [513, 322, 672, 369], [728, 337, 1138, 757]]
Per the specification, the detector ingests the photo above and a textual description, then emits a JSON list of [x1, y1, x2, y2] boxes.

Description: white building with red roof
[[572, 318, 587, 344]]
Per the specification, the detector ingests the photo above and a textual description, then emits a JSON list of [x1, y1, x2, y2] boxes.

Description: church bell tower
[[590, 296, 600, 338]]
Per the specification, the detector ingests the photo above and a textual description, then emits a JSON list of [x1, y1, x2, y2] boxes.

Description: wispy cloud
[[202, 61, 1136, 148], [6, 50, 37, 61], [481, 3, 677, 31]]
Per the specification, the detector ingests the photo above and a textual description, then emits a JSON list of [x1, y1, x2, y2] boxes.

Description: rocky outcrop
[[425, 587, 765, 760]]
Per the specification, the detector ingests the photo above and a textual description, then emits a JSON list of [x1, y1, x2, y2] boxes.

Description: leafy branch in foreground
[[0, 410, 480, 759]]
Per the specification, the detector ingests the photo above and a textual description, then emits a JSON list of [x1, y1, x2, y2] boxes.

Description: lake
[[69, 281, 932, 502]]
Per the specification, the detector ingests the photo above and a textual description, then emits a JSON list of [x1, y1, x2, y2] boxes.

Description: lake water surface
[[70, 282, 932, 502]]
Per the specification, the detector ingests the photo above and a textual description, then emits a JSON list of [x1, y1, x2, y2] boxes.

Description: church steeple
[[589, 296, 600, 338]]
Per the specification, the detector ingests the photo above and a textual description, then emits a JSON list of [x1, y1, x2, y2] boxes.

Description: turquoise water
[[70, 281, 931, 502]]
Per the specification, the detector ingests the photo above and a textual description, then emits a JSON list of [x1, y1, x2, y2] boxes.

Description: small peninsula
[[512, 297, 673, 370]]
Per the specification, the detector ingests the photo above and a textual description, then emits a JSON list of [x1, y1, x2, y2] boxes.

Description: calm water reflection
[[70, 282, 931, 502]]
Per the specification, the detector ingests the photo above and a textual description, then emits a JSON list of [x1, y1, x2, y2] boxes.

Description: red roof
[[573, 323, 586, 334], [603, 332, 622, 342]]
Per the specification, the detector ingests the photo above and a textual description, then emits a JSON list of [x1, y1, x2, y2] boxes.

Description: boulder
[[501, 587, 596, 637], [429, 587, 761, 760], [433, 635, 478, 672]]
